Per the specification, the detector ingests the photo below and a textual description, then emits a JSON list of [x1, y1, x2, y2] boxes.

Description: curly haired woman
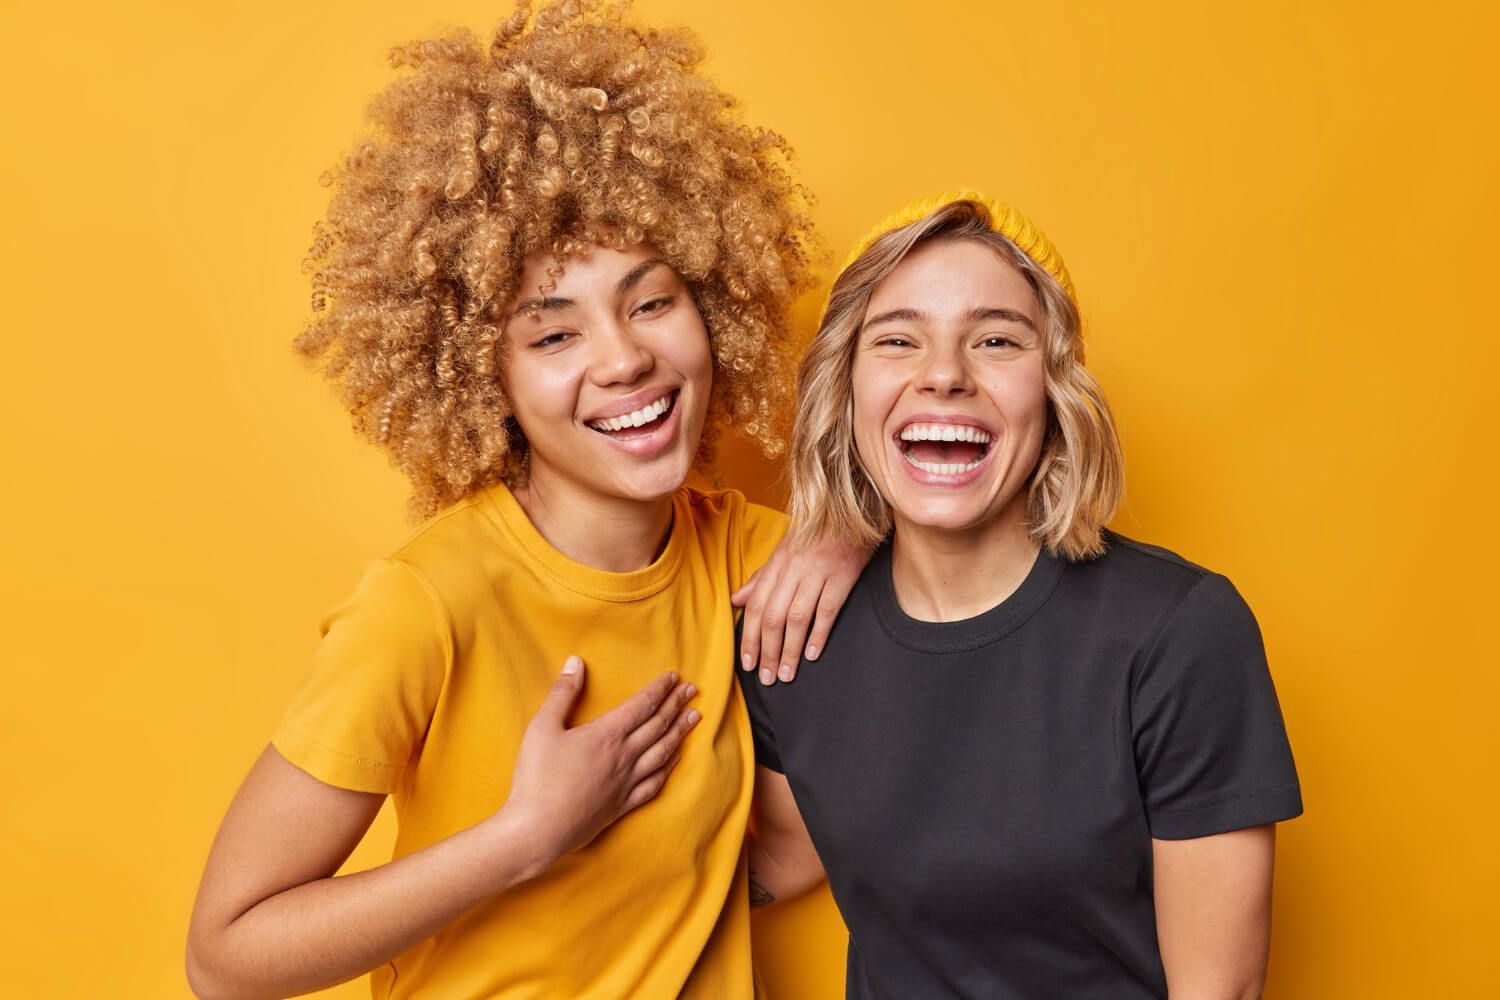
[[185, 4, 862, 997]]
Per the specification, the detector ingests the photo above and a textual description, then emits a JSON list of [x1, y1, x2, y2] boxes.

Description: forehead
[[511, 241, 668, 300], [866, 238, 1038, 320]]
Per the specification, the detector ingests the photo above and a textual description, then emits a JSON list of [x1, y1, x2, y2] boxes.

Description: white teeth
[[589, 393, 672, 432], [903, 452, 984, 475], [898, 422, 992, 444]]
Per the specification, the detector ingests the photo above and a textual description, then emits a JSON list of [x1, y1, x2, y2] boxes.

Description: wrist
[[482, 802, 562, 884]]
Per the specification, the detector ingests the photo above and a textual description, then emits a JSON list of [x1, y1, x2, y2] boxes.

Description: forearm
[[188, 807, 552, 1000]]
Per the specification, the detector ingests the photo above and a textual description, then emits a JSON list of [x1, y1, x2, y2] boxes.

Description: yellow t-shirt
[[272, 483, 787, 999]]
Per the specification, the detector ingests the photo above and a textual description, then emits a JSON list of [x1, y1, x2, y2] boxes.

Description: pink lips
[[890, 412, 996, 488], [588, 390, 682, 458]]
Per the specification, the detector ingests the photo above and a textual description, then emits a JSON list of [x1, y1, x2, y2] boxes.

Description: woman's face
[[851, 238, 1049, 536], [502, 242, 713, 504]]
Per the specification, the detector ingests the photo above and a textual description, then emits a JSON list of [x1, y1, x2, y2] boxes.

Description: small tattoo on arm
[[749, 869, 776, 908]]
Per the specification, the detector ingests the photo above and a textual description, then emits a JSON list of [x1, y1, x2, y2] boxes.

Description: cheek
[[990, 366, 1049, 435], [850, 361, 897, 467]]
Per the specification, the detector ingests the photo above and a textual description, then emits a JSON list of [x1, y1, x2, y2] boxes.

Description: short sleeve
[[731, 497, 790, 595], [734, 617, 784, 773], [272, 559, 451, 794], [1131, 573, 1302, 839]]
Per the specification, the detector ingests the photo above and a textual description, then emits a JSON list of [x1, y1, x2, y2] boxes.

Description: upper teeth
[[899, 423, 992, 444], [589, 393, 672, 432]]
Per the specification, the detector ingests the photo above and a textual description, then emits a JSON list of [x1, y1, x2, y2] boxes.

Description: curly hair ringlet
[[789, 199, 1124, 561], [297, 0, 818, 519]]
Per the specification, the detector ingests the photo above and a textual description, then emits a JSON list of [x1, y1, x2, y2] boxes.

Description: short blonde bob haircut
[[297, 0, 816, 518], [789, 198, 1123, 561]]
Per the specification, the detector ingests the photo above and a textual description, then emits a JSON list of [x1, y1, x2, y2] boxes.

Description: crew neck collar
[[482, 482, 686, 602], [871, 536, 1066, 652]]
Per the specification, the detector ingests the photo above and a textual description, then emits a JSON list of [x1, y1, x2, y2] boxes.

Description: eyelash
[[527, 296, 673, 348], [634, 296, 672, 316], [873, 335, 1020, 349]]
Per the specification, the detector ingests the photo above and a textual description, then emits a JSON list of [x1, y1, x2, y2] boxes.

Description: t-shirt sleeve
[[734, 617, 784, 773], [1131, 573, 1302, 840], [732, 498, 791, 595], [272, 559, 451, 794]]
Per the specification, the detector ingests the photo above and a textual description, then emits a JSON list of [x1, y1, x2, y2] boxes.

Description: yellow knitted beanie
[[838, 189, 1075, 302]]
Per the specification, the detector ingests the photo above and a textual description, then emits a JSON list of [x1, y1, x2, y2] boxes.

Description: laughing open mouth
[[586, 389, 678, 436], [897, 422, 992, 475]]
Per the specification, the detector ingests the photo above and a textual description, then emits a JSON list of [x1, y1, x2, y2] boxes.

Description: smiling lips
[[896, 421, 994, 477], [587, 389, 678, 436]]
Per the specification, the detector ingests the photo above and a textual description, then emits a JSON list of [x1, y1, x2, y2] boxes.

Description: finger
[[730, 569, 760, 608], [534, 656, 586, 728], [631, 703, 701, 783], [756, 569, 804, 684], [623, 752, 681, 813], [803, 573, 857, 664], [739, 561, 782, 673], [774, 580, 823, 683], [622, 680, 696, 757], [598, 670, 678, 738]]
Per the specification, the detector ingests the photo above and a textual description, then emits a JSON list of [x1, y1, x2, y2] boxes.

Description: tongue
[[907, 440, 982, 465]]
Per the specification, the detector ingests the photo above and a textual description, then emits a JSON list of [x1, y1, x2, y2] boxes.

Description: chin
[[893, 499, 994, 534], [611, 459, 694, 502]]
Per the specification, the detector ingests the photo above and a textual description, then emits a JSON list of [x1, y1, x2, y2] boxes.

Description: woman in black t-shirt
[[735, 191, 1301, 999]]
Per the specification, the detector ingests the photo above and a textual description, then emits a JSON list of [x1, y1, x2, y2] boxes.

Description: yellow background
[[2, 0, 1495, 996]]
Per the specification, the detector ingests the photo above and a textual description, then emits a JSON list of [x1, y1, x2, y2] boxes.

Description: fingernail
[[806, 644, 819, 660], [670, 671, 678, 684], [686, 709, 701, 725], [741, 654, 752, 671], [778, 664, 794, 682], [561, 656, 581, 675], [684, 684, 697, 698], [759, 667, 774, 686]]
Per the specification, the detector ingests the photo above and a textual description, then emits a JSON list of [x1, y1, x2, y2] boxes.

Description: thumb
[[730, 573, 759, 607], [536, 655, 586, 727]]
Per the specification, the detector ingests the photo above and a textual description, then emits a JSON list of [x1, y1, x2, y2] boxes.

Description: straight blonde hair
[[789, 200, 1123, 560]]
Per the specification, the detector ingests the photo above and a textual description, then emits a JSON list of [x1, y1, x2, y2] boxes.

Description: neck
[[512, 467, 675, 573], [889, 500, 1041, 623]]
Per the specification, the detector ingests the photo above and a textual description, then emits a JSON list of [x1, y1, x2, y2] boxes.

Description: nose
[[917, 341, 974, 397], [587, 320, 654, 387]]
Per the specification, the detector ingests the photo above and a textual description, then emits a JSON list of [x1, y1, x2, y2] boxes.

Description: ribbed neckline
[[481, 482, 686, 603], [871, 538, 1066, 653]]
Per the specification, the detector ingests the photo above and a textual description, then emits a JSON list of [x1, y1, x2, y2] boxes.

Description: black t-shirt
[[739, 532, 1302, 999]]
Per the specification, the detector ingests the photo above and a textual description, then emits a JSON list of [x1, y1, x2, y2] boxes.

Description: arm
[[186, 659, 698, 1000], [746, 765, 824, 907], [1152, 825, 1277, 1000], [732, 535, 872, 685]]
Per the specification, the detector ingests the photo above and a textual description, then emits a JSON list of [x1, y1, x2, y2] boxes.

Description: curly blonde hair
[[297, 0, 817, 518], [790, 200, 1123, 561]]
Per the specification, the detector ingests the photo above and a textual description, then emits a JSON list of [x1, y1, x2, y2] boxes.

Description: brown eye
[[634, 296, 672, 317], [531, 331, 575, 348]]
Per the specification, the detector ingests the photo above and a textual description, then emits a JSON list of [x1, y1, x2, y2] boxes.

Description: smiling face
[[501, 242, 714, 506], [851, 238, 1050, 537]]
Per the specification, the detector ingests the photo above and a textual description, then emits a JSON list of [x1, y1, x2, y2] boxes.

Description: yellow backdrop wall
[[2, 0, 1495, 996]]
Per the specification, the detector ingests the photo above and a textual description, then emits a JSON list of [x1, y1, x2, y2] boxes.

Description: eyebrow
[[862, 305, 1039, 333], [510, 258, 669, 319], [617, 257, 668, 295]]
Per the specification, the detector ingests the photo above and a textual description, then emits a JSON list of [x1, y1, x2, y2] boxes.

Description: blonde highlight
[[789, 200, 1123, 560], [298, 0, 817, 518]]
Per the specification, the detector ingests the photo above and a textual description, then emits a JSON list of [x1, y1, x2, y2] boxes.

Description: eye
[[530, 330, 576, 349], [873, 335, 915, 348], [979, 335, 1020, 349], [632, 296, 673, 317]]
